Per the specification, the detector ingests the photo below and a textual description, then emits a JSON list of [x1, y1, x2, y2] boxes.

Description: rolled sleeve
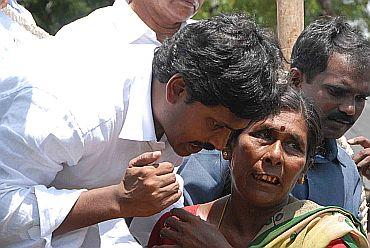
[[0, 185, 85, 247], [34, 186, 86, 244], [0, 84, 85, 246]]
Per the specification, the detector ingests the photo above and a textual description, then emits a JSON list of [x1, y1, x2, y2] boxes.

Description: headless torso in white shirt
[[0, 3, 183, 247]]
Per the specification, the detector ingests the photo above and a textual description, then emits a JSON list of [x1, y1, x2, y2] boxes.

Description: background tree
[[195, 0, 369, 33], [21, 0, 369, 36]]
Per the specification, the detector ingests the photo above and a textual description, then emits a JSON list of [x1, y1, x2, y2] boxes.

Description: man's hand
[[155, 208, 232, 248], [348, 136, 370, 180], [116, 151, 182, 217]]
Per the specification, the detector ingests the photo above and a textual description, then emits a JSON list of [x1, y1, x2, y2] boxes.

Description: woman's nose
[[263, 141, 283, 166]]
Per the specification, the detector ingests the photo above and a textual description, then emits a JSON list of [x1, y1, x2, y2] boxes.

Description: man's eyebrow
[[323, 82, 349, 90], [325, 82, 370, 96]]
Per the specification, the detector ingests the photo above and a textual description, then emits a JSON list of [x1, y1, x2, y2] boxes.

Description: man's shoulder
[[56, 3, 138, 42], [336, 143, 358, 169], [55, 4, 123, 41]]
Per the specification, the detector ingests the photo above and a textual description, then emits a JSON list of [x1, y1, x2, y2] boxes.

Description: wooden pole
[[276, 0, 304, 69]]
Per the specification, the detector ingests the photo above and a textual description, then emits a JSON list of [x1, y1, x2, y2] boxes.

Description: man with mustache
[[178, 16, 370, 225], [289, 17, 370, 221]]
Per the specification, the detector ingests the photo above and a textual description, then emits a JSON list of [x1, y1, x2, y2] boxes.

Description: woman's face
[[230, 111, 308, 208]]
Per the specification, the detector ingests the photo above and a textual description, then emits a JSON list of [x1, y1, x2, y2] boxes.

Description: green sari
[[249, 198, 368, 248]]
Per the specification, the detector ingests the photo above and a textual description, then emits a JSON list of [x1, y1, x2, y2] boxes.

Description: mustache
[[191, 141, 215, 151], [327, 112, 355, 125]]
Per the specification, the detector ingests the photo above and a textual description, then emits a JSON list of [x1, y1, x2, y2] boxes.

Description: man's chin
[[173, 143, 203, 157], [172, 145, 192, 157], [175, 149, 192, 157]]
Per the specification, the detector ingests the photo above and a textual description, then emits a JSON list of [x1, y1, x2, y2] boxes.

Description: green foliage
[[21, 0, 114, 34], [194, 0, 369, 32], [195, 0, 277, 30], [20, 0, 369, 35]]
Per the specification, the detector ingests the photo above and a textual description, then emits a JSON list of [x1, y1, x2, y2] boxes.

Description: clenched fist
[[116, 151, 182, 217]]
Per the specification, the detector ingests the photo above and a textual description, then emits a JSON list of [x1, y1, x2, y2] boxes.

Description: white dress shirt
[[0, 3, 183, 246]]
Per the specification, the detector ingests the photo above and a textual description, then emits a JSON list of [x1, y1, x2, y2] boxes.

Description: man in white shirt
[[0, 13, 284, 248], [56, 0, 205, 45], [53, 0, 206, 245]]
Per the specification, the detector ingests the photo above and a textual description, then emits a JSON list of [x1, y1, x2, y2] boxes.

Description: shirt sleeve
[[353, 169, 363, 220], [177, 149, 229, 206], [0, 85, 85, 246]]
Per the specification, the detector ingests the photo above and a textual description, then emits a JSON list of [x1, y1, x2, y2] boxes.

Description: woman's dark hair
[[228, 85, 321, 168], [153, 13, 284, 121], [221, 86, 321, 195]]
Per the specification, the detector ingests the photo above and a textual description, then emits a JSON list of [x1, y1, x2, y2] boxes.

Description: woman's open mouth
[[252, 173, 280, 185]]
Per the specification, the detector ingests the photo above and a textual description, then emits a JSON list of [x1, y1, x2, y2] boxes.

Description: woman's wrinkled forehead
[[232, 111, 307, 145]]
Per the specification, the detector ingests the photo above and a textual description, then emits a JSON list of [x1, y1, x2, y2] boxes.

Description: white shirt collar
[[118, 45, 158, 142], [113, 0, 161, 46], [113, 0, 194, 45]]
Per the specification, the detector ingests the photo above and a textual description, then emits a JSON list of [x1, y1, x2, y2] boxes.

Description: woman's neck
[[216, 194, 288, 247], [129, 1, 181, 43]]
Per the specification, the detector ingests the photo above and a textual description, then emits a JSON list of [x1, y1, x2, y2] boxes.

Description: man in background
[[56, 0, 205, 44], [289, 16, 370, 222]]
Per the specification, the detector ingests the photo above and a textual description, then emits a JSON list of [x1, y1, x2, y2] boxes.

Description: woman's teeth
[[253, 173, 279, 185]]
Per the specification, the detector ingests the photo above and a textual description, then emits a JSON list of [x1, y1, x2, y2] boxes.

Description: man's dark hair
[[153, 13, 283, 120], [291, 16, 370, 82]]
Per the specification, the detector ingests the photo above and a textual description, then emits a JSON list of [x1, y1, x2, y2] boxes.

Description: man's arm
[[0, 90, 181, 244], [54, 151, 182, 236], [0, 86, 87, 245]]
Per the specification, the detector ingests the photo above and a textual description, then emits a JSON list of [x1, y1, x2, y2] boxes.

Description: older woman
[[148, 87, 368, 248]]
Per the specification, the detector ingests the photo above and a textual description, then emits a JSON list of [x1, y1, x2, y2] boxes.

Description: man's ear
[[166, 73, 186, 104], [290, 68, 304, 89]]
